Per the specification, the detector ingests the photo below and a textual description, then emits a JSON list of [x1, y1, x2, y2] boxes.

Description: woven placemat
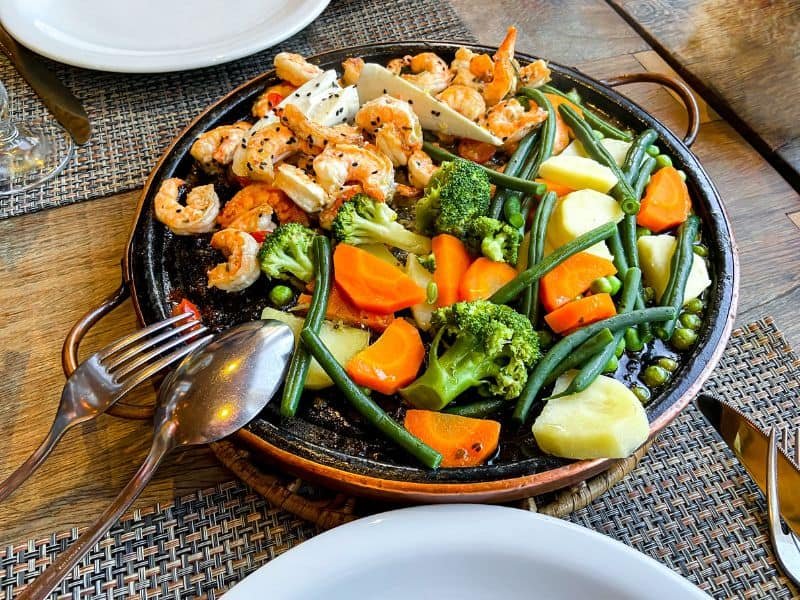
[[1, 317, 798, 599], [0, 0, 475, 219]]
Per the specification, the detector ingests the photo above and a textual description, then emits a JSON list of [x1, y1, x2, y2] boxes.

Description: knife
[[697, 394, 800, 536], [0, 24, 90, 144]]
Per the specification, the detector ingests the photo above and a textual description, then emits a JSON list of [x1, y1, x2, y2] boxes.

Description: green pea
[[679, 312, 702, 330], [632, 385, 651, 404], [642, 365, 669, 388], [671, 327, 698, 351], [625, 327, 644, 352], [592, 129, 605, 140], [693, 244, 708, 257], [508, 212, 525, 229], [603, 355, 619, 373], [643, 287, 656, 304], [426, 281, 438, 304], [657, 357, 679, 372], [615, 337, 626, 358], [646, 144, 660, 157], [269, 285, 293, 307], [655, 154, 673, 169], [636, 226, 652, 239], [590, 277, 613, 295], [677, 169, 687, 181], [684, 297, 704, 314], [606, 275, 622, 296]]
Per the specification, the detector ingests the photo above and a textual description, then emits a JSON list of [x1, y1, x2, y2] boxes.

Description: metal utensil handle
[[61, 281, 154, 420], [600, 72, 700, 147], [17, 426, 175, 600]]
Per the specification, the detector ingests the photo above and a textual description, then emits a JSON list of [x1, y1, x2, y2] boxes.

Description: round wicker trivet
[[210, 438, 655, 529]]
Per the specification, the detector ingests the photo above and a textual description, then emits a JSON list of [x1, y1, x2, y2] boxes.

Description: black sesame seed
[[352, 162, 358, 167]]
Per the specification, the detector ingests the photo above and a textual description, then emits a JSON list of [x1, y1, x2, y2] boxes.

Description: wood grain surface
[[608, 0, 800, 189], [0, 0, 799, 543]]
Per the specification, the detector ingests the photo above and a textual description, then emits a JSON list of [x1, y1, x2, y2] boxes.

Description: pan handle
[[600, 72, 700, 147], [62, 280, 155, 420]]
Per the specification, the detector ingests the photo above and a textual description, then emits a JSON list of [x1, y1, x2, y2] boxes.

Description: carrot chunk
[[458, 257, 517, 301], [539, 252, 617, 312], [637, 166, 691, 233], [432, 234, 472, 307], [404, 409, 501, 467], [346, 319, 425, 394], [544, 293, 617, 334]]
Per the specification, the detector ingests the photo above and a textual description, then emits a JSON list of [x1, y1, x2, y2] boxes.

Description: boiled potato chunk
[[539, 154, 618, 193], [637, 235, 711, 302], [559, 138, 631, 166], [533, 372, 649, 459], [261, 307, 369, 389], [545, 189, 624, 261]]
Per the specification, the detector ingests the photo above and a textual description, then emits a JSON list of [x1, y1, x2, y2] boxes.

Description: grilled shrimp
[[482, 98, 547, 149], [279, 104, 363, 154], [252, 82, 297, 118], [207, 229, 261, 292], [407, 150, 437, 189], [236, 121, 300, 182], [450, 47, 482, 90], [274, 52, 323, 87], [355, 95, 422, 166], [274, 163, 330, 212], [190, 123, 250, 173], [518, 59, 551, 89], [341, 57, 365, 86], [436, 85, 486, 121], [387, 52, 451, 94], [219, 183, 309, 229], [154, 179, 219, 235], [313, 144, 395, 201], [483, 26, 518, 107]]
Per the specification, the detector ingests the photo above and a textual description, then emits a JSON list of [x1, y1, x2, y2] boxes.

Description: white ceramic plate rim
[[225, 504, 709, 599], [0, 0, 330, 73]]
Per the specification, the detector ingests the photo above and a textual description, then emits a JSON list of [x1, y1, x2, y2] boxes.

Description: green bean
[[608, 229, 629, 274], [423, 142, 545, 196], [503, 194, 522, 224], [543, 328, 615, 386], [518, 88, 556, 179], [657, 215, 701, 339], [566, 88, 582, 104], [590, 277, 613, 295], [490, 221, 617, 305], [602, 354, 619, 373], [445, 398, 506, 418], [607, 275, 622, 295], [522, 191, 557, 322], [541, 84, 633, 141], [625, 327, 644, 351], [621, 215, 639, 271], [615, 336, 626, 358], [622, 129, 658, 183], [281, 236, 332, 418], [489, 129, 539, 218], [301, 329, 442, 469], [559, 105, 639, 214], [513, 306, 677, 422], [633, 156, 657, 201]]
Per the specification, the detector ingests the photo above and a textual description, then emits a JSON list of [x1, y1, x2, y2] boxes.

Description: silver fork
[[767, 426, 800, 587], [0, 313, 213, 502]]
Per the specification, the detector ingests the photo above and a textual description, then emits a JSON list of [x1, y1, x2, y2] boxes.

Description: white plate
[[0, 0, 330, 73], [226, 504, 709, 599]]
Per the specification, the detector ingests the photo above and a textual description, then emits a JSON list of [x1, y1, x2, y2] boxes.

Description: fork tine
[[795, 427, 799, 466], [116, 334, 214, 397], [103, 320, 203, 372], [96, 313, 193, 360], [111, 326, 208, 380]]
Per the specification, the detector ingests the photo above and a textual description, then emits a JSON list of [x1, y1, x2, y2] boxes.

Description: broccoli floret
[[399, 300, 540, 410], [466, 216, 521, 264], [331, 194, 431, 254], [415, 158, 491, 238], [257, 223, 316, 282], [417, 253, 436, 272]]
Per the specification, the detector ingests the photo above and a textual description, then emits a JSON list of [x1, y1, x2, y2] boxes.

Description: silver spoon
[[19, 319, 294, 600]]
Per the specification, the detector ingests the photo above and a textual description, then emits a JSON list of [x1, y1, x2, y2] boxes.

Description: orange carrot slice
[[404, 410, 501, 468], [535, 177, 575, 197], [432, 234, 472, 307], [334, 243, 426, 313], [539, 252, 617, 312], [458, 257, 517, 301], [458, 139, 497, 164], [544, 293, 617, 335], [637, 166, 691, 233], [296, 285, 395, 332], [346, 319, 425, 394]]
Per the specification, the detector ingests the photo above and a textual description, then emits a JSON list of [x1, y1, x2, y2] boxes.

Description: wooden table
[[1, 0, 799, 544]]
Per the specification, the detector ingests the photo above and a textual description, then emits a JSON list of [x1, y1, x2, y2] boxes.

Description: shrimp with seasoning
[[279, 103, 363, 154], [235, 121, 300, 182], [483, 26, 518, 107], [207, 229, 261, 292], [274, 52, 323, 87], [518, 59, 551, 89], [219, 183, 309, 229], [355, 95, 422, 167], [154, 178, 219, 235], [341, 57, 365, 86], [251, 82, 297, 118], [436, 85, 486, 121], [407, 150, 437, 189], [482, 98, 547, 150], [387, 52, 451, 94], [450, 47, 482, 90], [313, 143, 395, 201], [190, 122, 250, 173]]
